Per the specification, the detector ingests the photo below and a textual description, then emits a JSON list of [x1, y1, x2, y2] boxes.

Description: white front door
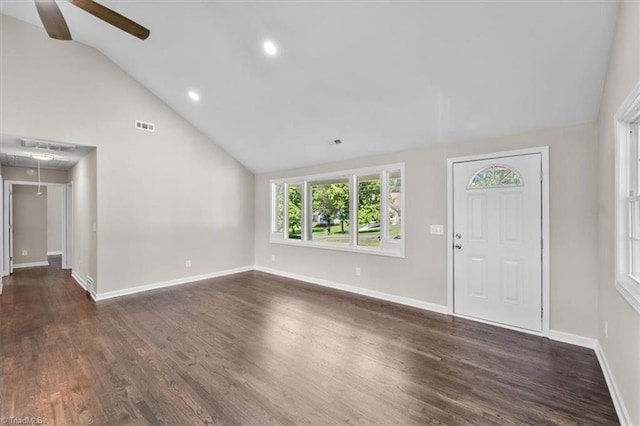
[[453, 154, 542, 331]]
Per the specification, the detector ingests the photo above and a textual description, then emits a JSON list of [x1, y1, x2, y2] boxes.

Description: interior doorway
[[447, 147, 550, 335], [3, 181, 72, 275], [0, 134, 95, 292]]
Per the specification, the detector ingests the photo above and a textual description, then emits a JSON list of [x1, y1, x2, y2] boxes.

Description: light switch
[[430, 225, 444, 235]]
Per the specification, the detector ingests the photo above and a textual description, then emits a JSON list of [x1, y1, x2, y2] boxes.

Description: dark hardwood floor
[[0, 257, 617, 425]]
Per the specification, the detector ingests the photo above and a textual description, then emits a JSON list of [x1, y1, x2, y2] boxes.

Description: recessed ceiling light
[[263, 40, 277, 56], [188, 91, 200, 101]]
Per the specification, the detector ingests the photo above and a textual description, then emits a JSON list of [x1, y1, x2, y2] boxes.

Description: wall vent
[[86, 276, 95, 295], [135, 120, 155, 132], [20, 138, 77, 152]]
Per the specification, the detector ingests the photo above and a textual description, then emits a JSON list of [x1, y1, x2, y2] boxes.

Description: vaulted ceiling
[[0, 1, 619, 173]]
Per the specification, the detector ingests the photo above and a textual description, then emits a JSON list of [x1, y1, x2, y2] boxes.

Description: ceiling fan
[[34, 0, 149, 41]]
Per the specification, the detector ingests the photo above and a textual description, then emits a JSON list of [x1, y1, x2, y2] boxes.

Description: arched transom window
[[467, 165, 523, 189]]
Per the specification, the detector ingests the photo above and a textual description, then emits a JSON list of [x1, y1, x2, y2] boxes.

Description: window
[[615, 82, 640, 314], [272, 183, 285, 235], [270, 164, 404, 257], [626, 123, 640, 282], [310, 179, 350, 245], [357, 174, 381, 248], [388, 169, 402, 241], [288, 184, 303, 239], [467, 165, 522, 189]]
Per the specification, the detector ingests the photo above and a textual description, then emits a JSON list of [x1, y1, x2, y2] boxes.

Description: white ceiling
[[0, 0, 619, 173]]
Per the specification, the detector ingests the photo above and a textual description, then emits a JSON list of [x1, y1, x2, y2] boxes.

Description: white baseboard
[[94, 265, 255, 301], [595, 341, 632, 425], [548, 330, 597, 349], [13, 261, 49, 269], [47, 251, 63, 256], [254, 265, 449, 315]]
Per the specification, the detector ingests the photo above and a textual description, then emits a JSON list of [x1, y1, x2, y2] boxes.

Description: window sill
[[616, 277, 640, 315], [270, 238, 405, 258]]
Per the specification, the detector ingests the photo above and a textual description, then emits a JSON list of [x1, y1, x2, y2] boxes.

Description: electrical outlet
[[21, 250, 28, 256], [355, 267, 361, 276], [185, 260, 191, 268], [604, 320, 608, 338], [271, 254, 276, 261]]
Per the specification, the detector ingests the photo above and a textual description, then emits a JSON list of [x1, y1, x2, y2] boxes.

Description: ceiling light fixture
[[31, 153, 54, 161], [188, 91, 200, 101], [263, 40, 278, 56]]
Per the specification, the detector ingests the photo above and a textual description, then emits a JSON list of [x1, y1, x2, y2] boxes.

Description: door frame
[[447, 146, 550, 337], [62, 182, 73, 270], [2, 180, 72, 277]]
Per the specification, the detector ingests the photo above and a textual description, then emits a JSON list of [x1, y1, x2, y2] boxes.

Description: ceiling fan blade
[[34, 0, 72, 40], [67, 0, 150, 40]]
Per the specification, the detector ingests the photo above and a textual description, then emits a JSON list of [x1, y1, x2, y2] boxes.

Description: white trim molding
[[616, 279, 640, 315], [595, 342, 632, 425], [614, 80, 640, 314], [47, 251, 63, 256], [13, 261, 49, 269], [446, 146, 551, 336], [254, 265, 449, 315], [548, 330, 597, 349], [94, 266, 254, 301]]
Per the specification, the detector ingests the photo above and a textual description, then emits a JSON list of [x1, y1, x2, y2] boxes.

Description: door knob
[[454, 244, 462, 250], [455, 233, 462, 239]]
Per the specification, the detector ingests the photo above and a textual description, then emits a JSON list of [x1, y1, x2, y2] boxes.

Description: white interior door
[[453, 154, 542, 331]]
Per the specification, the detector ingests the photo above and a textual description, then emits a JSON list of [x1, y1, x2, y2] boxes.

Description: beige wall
[[255, 122, 599, 338], [596, 1, 640, 423], [69, 149, 97, 290], [2, 166, 68, 184], [0, 15, 255, 294], [46, 185, 64, 254], [13, 185, 48, 265]]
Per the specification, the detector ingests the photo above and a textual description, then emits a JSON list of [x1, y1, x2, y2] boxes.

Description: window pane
[[634, 122, 639, 195], [274, 183, 284, 234], [631, 240, 640, 281], [468, 165, 522, 189], [310, 180, 350, 245], [630, 200, 640, 280], [357, 174, 381, 247], [631, 200, 640, 240], [388, 170, 402, 240], [288, 184, 302, 239]]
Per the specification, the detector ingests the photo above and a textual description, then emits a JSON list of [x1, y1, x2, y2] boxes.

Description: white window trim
[[615, 80, 640, 315], [270, 163, 405, 258]]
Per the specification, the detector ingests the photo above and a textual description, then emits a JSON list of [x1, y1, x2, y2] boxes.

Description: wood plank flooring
[[0, 257, 618, 425]]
